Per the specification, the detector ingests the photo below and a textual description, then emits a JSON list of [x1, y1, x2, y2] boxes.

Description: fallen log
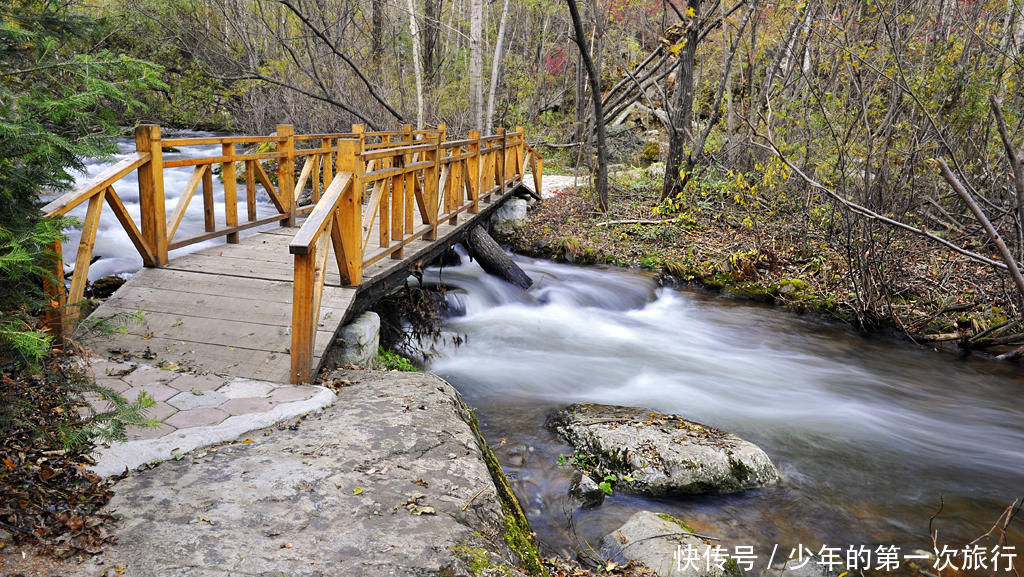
[[466, 225, 533, 289]]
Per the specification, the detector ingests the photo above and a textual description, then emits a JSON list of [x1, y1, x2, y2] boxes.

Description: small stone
[[447, 453, 457, 460], [567, 470, 605, 508]]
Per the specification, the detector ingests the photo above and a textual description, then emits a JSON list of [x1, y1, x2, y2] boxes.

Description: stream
[[426, 250, 1024, 566]]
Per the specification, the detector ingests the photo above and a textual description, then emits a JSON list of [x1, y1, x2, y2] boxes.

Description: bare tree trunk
[[484, 0, 511, 133], [405, 0, 425, 128], [566, 0, 608, 210], [372, 0, 384, 75], [527, 15, 549, 125], [662, 1, 700, 200], [423, 0, 441, 85], [469, 0, 483, 130]]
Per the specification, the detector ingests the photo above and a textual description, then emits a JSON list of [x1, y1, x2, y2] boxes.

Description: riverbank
[[2, 369, 550, 576], [504, 170, 1023, 357]]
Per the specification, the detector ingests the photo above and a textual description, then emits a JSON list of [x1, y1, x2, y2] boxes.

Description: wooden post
[[223, 142, 239, 243], [468, 130, 481, 212], [136, 125, 168, 265], [277, 125, 296, 227], [438, 123, 447, 144], [202, 164, 215, 232], [244, 159, 257, 222], [291, 251, 315, 383], [403, 125, 415, 234], [424, 134, 440, 240], [391, 149, 405, 259], [42, 241, 66, 343], [321, 137, 333, 190], [352, 124, 366, 198], [449, 147, 462, 226], [515, 126, 525, 181], [497, 128, 507, 193], [336, 138, 363, 275]]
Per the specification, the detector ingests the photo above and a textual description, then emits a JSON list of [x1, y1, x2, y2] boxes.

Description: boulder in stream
[[547, 403, 781, 496], [599, 510, 741, 577]]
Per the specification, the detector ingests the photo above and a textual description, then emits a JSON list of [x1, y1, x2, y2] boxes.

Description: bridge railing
[[288, 126, 543, 382], [40, 124, 417, 338]]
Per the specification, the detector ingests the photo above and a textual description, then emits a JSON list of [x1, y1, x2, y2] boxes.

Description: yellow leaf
[[686, 6, 695, 17], [669, 40, 687, 56]]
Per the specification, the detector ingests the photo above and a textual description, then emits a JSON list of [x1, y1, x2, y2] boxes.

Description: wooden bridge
[[42, 124, 543, 383]]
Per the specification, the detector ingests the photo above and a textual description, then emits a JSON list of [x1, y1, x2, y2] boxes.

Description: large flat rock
[[75, 371, 541, 576], [547, 403, 780, 497]]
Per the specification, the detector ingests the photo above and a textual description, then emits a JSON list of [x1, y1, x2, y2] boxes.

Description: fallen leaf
[[172, 320, 183, 327], [140, 332, 154, 340], [414, 479, 429, 487], [243, 439, 254, 443], [353, 487, 363, 495]]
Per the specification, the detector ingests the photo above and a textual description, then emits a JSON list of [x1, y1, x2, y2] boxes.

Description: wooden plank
[[295, 156, 314, 201], [68, 189, 107, 318], [167, 164, 207, 242], [254, 158, 287, 214], [43, 153, 149, 216], [362, 179, 385, 254], [162, 151, 285, 168], [361, 160, 433, 182], [166, 214, 288, 251], [162, 135, 286, 147], [104, 186, 156, 267]]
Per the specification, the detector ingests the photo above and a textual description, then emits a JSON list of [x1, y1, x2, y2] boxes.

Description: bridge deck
[[86, 184, 521, 383]]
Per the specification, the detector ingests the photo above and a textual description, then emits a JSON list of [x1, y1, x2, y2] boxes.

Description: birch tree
[[405, 0, 424, 128], [484, 0, 511, 133]]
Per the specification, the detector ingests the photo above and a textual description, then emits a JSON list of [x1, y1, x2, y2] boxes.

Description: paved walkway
[[83, 357, 336, 476]]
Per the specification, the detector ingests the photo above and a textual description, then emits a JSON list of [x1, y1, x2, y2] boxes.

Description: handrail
[[43, 153, 151, 216]]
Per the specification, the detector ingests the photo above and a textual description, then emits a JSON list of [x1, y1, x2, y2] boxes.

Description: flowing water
[[426, 251, 1024, 565], [60, 134, 281, 281]]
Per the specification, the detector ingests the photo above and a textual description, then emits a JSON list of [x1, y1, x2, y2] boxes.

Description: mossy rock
[[640, 141, 660, 163], [546, 403, 781, 496]]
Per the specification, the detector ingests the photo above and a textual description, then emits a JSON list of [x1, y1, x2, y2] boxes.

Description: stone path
[[72, 371, 535, 576], [83, 357, 335, 476]]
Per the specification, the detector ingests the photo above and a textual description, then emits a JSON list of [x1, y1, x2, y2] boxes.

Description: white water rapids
[[427, 250, 1024, 562]]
